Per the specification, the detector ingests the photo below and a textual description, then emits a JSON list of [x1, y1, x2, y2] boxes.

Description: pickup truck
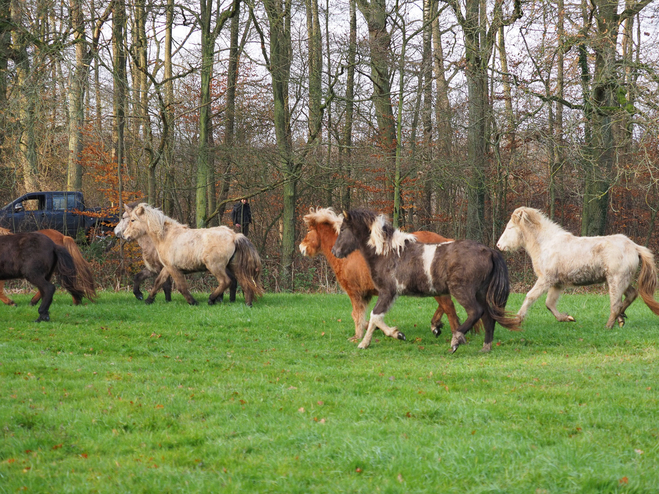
[[0, 191, 118, 238]]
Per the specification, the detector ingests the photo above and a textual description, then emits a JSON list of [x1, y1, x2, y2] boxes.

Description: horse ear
[[342, 210, 349, 221], [134, 204, 145, 216]]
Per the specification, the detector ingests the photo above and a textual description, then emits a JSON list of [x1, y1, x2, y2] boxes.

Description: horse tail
[[486, 249, 523, 331], [230, 234, 264, 300], [54, 245, 86, 302], [636, 245, 659, 317], [61, 235, 97, 301]]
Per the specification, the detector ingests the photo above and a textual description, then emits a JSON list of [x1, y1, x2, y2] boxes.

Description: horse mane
[[303, 207, 342, 235], [0, 227, 10, 236], [514, 207, 568, 240], [360, 211, 416, 256], [135, 203, 187, 239]]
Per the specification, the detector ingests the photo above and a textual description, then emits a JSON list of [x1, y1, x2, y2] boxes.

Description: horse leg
[[545, 286, 575, 322], [132, 268, 153, 300], [218, 268, 237, 303], [30, 290, 42, 306], [349, 293, 371, 342], [432, 295, 461, 336], [518, 278, 552, 320], [358, 291, 402, 349], [449, 293, 484, 353], [25, 274, 55, 322], [617, 285, 638, 326], [162, 275, 173, 302], [0, 281, 17, 306], [209, 270, 233, 306], [479, 311, 496, 353], [606, 280, 627, 329]]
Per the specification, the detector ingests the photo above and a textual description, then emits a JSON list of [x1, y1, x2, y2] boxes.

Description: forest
[[1, 0, 658, 290]]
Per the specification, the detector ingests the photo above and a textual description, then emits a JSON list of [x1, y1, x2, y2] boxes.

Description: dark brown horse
[[0, 232, 86, 321], [0, 227, 96, 306], [331, 208, 521, 353], [299, 207, 473, 342]]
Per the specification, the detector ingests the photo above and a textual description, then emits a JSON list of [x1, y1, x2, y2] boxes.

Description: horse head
[[497, 207, 536, 251], [300, 208, 342, 257], [330, 209, 364, 259]]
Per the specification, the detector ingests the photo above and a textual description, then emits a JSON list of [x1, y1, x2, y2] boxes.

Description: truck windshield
[[53, 194, 77, 210]]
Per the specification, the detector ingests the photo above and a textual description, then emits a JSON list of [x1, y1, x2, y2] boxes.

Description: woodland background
[[1, 0, 659, 291]]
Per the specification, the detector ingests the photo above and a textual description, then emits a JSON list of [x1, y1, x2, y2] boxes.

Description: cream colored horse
[[497, 206, 659, 328], [122, 203, 263, 306]]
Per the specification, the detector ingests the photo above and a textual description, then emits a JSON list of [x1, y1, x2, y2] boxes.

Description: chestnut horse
[[497, 206, 659, 328], [300, 207, 471, 342], [332, 208, 521, 353], [0, 232, 86, 321], [121, 203, 262, 306], [0, 227, 96, 306]]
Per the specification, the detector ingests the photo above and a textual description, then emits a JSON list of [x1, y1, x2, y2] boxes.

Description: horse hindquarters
[[229, 236, 263, 306], [53, 245, 86, 304]]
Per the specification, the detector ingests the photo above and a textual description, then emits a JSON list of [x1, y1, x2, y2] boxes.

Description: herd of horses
[[1, 203, 659, 353]]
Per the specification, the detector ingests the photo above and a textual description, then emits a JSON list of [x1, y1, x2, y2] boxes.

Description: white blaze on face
[[299, 243, 307, 255], [496, 221, 520, 251]]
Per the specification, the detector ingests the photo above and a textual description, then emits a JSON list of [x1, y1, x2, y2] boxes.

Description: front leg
[[358, 291, 403, 349], [545, 286, 575, 322], [517, 277, 553, 320]]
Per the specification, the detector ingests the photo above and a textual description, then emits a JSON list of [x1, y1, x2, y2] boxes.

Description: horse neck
[[317, 224, 347, 269], [522, 219, 566, 261]]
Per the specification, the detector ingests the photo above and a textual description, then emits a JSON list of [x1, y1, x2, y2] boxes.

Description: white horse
[[122, 203, 263, 306], [496, 206, 659, 328]]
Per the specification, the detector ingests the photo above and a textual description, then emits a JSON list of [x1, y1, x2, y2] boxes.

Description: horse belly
[[560, 265, 606, 286]]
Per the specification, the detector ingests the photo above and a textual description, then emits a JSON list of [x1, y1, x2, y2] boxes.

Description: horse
[[496, 206, 659, 328], [0, 227, 96, 306], [331, 208, 521, 353], [0, 232, 86, 322], [114, 202, 173, 302], [299, 207, 474, 342], [121, 203, 263, 306]]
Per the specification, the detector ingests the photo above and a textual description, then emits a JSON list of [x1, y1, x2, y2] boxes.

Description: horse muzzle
[[331, 246, 346, 259]]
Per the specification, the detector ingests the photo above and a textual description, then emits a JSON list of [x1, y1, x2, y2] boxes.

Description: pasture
[[1, 291, 658, 493]]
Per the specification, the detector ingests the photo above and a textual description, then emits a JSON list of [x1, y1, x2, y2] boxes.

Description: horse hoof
[[397, 332, 406, 341], [432, 327, 442, 337], [189, 300, 199, 306], [357, 342, 369, 349], [450, 332, 467, 350], [567, 316, 576, 322], [208, 299, 215, 306], [480, 342, 492, 353], [134, 292, 144, 301], [145, 298, 155, 305], [35, 314, 50, 322], [450, 345, 459, 354]]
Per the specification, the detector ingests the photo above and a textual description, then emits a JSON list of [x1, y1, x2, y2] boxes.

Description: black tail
[[230, 235, 264, 304], [54, 245, 86, 301], [486, 249, 522, 330]]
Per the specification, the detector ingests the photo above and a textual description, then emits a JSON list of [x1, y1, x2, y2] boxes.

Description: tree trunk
[[163, 0, 175, 216], [113, 0, 127, 212]]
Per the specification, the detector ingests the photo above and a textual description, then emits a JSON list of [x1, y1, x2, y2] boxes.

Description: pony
[[299, 207, 470, 342], [331, 208, 521, 353], [114, 202, 173, 302], [0, 227, 96, 306], [496, 206, 659, 328], [121, 203, 263, 306], [0, 232, 86, 321]]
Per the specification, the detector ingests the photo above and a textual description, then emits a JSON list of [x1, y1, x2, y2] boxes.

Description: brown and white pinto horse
[[332, 208, 521, 353], [0, 227, 96, 306], [497, 206, 659, 328], [299, 207, 469, 342]]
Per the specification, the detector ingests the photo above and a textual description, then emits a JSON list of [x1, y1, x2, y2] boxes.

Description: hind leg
[[0, 281, 16, 306], [616, 285, 638, 326], [606, 280, 628, 329], [545, 286, 575, 322], [431, 295, 461, 337], [132, 268, 153, 300], [479, 312, 496, 353], [219, 268, 238, 303], [25, 275, 55, 322], [449, 296, 485, 353], [208, 268, 234, 306], [162, 276, 173, 302]]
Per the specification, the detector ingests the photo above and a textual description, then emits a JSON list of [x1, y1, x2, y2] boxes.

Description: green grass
[[1, 290, 658, 493]]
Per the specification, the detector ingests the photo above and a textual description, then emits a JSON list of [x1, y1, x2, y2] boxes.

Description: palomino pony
[[331, 208, 521, 353], [299, 207, 470, 342], [121, 203, 262, 306], [496, 206, 659, 328], [114, 202, 173, 302], [0, 232, 86, 321], [0, 227, 96, 306]]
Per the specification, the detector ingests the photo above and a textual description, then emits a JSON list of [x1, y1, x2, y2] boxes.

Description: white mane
[[514, 207, 572, 248], [303, 207, 342, 235], [367, 214, 417, 256]]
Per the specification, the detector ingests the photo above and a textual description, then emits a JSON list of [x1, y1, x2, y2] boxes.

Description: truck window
[[23, 198, 43, 211]]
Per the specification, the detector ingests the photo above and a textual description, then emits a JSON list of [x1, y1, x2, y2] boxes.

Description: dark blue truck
[[0, 191, 118, 238]]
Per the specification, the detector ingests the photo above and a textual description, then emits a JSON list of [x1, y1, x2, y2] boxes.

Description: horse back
[[158, 225, 236, 271], [0, 233, 57, 280]]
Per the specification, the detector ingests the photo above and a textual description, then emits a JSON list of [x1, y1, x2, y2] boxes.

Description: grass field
[[1, 289, 658, 493]]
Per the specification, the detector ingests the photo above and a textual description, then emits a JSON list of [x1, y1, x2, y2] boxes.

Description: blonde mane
[[0, 227, 11, 236], [303, 207, 342, 235], [134, 203, 187, 239], [367, 214, 417, 256], [513, 207, 570, 247]]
